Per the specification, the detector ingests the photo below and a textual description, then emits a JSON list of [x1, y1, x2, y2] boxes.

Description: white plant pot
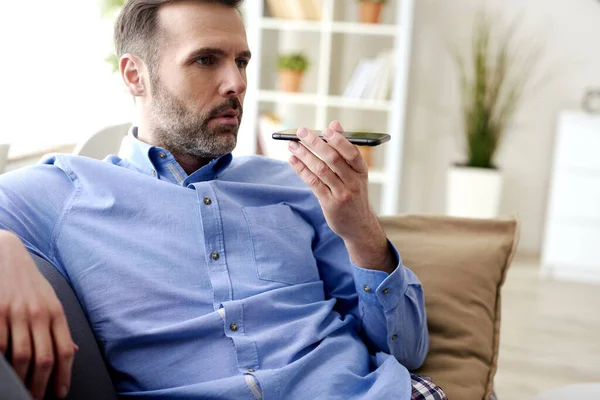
[[446, 165, 503, 219]]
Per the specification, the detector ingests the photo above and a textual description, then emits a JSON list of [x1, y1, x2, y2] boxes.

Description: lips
[[213, 109, 239, 119]]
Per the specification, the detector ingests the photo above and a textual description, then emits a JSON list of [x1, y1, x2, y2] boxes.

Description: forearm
[[343, 216, 396, 274]]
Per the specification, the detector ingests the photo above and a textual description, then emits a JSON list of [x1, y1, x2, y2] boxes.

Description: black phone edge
[[271, 133, 389, 147]]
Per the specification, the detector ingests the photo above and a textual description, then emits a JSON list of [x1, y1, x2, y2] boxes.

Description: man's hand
[[0, 231, 77, 399], [287, 121, 395, 273]]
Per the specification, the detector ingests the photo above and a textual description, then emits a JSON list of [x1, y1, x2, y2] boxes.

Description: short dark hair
[[114, 0, 244, 73]]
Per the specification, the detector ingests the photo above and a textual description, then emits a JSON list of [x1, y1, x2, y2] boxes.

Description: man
[[0, 0, 446, 399]]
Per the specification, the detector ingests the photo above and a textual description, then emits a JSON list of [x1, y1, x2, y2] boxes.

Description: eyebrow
[[186, 47, 252, 62]]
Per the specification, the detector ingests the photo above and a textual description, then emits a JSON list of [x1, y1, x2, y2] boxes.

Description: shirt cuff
[[351, 240, 408, 312]]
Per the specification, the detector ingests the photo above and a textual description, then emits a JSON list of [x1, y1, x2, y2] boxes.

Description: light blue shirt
[[0, 130, 428, 399]]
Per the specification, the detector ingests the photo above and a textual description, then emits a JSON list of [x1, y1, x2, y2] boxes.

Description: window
[[0, 1, 133, 157]]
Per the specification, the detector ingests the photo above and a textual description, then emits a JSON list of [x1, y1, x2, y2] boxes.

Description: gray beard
[[148, 78, 242, 159]]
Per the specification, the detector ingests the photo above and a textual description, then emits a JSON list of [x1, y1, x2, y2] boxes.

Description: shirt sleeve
[[0, 155, 76, 269], [313, 220, 429, 371]]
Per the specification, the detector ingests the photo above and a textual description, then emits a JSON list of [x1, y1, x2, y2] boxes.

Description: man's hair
[[114, 0, 244, 74]]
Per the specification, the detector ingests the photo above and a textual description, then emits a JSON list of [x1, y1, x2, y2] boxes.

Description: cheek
[[176, 72, 215, 107]]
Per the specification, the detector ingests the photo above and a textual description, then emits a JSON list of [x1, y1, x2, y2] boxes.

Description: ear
[[120, 54, 148, 97]]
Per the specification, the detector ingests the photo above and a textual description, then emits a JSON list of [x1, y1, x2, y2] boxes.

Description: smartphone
[[272, 129, 390, 146]]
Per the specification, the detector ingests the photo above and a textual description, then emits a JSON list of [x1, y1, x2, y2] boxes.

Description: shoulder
[[0, 154, 74, 189], [0, 153, 125, 190]]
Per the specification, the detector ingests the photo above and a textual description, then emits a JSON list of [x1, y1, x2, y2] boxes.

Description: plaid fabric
[[411, 374, 448, 400]]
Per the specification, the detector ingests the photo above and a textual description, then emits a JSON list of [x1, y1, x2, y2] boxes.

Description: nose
[[219, 61, 247, 98]]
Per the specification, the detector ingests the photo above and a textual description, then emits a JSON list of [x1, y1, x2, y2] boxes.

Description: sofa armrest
[[28, 254, 118, 400], [0, 354, 32, 400]]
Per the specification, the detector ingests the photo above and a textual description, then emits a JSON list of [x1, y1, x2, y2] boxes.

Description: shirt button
[[204, 197, 212, 206], [159, 152, 167, 159], [382, 288, 390, 295], [230, 323, 238, 332], [247, 369, 256, 373], [391, 334, 398, 341], [363, 285, 371, 293], [211, 252, 220, 261], [151, 170, 156, 176]]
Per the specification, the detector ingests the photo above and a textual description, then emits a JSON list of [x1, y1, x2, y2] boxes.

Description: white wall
[[403, 0, 600, 254]]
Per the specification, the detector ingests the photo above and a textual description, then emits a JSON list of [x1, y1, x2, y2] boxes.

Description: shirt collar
[[118, 126, 233, 184]]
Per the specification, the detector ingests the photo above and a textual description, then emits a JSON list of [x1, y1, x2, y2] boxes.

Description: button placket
[[197, 186, 231, 309]]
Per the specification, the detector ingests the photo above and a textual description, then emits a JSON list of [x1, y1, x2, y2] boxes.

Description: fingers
[[30, 311, 54, 400], [288, 129, 346, 192], [328, 120, 344, 133], [10, 307, 32, 382], [51, 311, 76, 399], [321, 128, 369, 175], [289, 155, 331, 198], [0, 306, 7, 355]]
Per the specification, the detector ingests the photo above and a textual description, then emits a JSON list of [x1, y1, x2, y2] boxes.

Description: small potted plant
[[277, 53, 310, 93], [358, 0, 388, 24]]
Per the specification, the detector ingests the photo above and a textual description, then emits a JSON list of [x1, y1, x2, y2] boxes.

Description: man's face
[[148, 1, 250, 158]]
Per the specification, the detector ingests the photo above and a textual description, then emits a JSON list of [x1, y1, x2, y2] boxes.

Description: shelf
[[331, 21, 397, 36], [258, 91, 392, 111], [326, 95, 392, 111], [261, 18, 397, 36], [258, 90, 320, 105], [261, 18, 321, 32]]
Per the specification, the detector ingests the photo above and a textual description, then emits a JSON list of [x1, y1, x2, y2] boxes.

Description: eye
[[236, 59, 249, 68], [196, 56, 214, 66]]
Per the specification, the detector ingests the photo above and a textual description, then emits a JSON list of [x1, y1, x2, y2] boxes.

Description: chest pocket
[[242, 204, 319, 285]]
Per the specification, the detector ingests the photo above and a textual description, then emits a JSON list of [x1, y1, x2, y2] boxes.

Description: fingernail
[[289, 141, 299, 150], [323, 129, 334, 139], [59, 386, 68, 398], [297, 128, 308, 138]]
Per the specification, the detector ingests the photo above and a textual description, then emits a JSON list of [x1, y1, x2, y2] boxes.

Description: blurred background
[[0, 1, 599, 399]]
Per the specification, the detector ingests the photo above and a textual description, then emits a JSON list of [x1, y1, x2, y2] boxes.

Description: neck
[[135, 120, 214, 175], [168, 150, 214, 175]]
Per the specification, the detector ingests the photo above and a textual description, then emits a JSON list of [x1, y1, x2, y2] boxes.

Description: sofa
[[0, 214, 519, 400]]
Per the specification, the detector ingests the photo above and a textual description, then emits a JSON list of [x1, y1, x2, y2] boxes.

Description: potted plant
[[358, 0, 387, 24], [277, 53, 310, 93], [447, 12, 537, 219]]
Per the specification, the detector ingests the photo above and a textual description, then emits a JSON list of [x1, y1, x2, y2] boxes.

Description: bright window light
[[0, 1, 134, 157]]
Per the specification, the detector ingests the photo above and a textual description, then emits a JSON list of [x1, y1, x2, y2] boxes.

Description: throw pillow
[[380, 214, 519, 400]]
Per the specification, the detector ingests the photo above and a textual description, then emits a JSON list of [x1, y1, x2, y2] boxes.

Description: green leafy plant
[[454, 12, 538, 169], [277, 53, 310, 73]]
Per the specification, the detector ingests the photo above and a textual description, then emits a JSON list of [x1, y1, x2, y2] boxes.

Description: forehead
[[157, 1, 248, 53]]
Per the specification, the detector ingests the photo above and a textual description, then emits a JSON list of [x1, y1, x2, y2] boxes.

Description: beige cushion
[[380, 214, 519, 400]]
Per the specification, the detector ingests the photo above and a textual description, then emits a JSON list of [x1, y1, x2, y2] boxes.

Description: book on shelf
[[343, 50, 395, 101], [265, 0, 322, 21]]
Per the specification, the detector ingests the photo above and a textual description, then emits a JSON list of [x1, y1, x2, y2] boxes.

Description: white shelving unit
[[237, 0, 415, 215]]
